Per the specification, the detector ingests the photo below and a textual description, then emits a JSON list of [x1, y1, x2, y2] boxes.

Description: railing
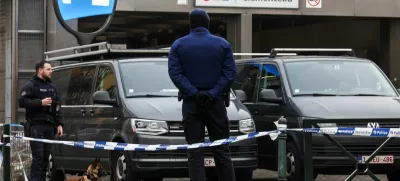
[[1, 124, 31, 181]]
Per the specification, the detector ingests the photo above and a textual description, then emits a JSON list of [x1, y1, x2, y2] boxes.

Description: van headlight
[[131, 119, 169, 135], [239, 119, 256, 134]]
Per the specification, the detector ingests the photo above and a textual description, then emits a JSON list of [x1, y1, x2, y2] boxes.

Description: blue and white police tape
[[0, 123, 24, 127], [4, 126, 400, 151], [292, 127, 400, 137], [8, 130, 281, 151]]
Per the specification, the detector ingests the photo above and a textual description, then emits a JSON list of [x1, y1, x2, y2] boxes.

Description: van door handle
[[253, 108, 259, 113], [81, 109, 86, 115], [89, 109, 95, 114]]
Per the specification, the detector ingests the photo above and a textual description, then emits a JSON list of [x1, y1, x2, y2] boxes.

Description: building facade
[[2, 0, 400, 123]]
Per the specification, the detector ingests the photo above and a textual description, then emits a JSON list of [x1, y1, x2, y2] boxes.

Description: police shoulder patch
[[21, 91, 26, 96]]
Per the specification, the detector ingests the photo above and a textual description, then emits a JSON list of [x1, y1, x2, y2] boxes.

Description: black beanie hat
[[189, 8, 210, 29]]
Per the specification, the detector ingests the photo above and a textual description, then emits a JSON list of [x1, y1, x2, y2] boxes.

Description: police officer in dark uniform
[[168, 8, 237, 181], [18, 60, 63, 181]]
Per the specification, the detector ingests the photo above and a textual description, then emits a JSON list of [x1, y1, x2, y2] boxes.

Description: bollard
[[277, 117, 287, 181], [3, 124, 11, 181]]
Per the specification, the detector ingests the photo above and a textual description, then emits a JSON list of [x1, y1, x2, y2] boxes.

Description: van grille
[[313, 144, 400, 157], [167, 120, 241, 136], [337, 122, 400, 128], [138, 145, 258, 159]]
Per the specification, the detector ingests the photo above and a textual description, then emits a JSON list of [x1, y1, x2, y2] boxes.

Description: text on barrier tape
[[4, 127, 400, 151], [8, 130, 280, 151]]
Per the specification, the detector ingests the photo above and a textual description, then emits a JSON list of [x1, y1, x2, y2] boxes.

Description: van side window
[[232, 63, 260, 102], [259, 64, 282, 98], [51, 68, 72, 105], [65, 66, 96, 105], [95, 65, 117, 100]]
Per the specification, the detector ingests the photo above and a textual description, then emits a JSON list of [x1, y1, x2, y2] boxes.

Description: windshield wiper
[[294, 93, 388, 97], [343, 93, 386, 96], [293, 93, 339, 97], [127, 94, 177, 98]]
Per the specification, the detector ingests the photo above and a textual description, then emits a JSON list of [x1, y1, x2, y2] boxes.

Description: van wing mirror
[[259, 89, 283, 104], [93, 91, 117, 106], [234, 90, 247, 102]]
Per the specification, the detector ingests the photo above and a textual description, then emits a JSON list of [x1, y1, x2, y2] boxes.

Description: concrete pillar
[[1, 0, 12, 124], [388, 19, 400, 88], [226, 14, 252, 59]]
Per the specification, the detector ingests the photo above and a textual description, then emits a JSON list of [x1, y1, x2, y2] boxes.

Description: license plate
[[204, 158, 215, 167], [358, 155, 394, 164]]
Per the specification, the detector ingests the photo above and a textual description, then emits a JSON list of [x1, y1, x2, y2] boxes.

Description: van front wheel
[[286, 142, 304, 181], [387, 171, 400, 181], [46, 154, 65, 181], [111, 151, 141, 181]]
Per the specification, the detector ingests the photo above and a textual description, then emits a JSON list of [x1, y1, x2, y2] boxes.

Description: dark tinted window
[[52, 68, 72, 104], [231, 63, 260, 102], [119, 61, 178, 97], [95, 65, 117, 99], [259, 64, 282, 98], [284, 60, 397, 96], [65, 65, 96, 105]]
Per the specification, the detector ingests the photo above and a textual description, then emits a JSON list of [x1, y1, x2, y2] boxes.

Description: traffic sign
[[58, 0, 116, 21], [306, 0, 321, 8]]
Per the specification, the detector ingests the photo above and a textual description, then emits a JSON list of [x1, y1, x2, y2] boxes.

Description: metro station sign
[[195, 0, 299, 9], [53, 0, 118, 46], [58, 0, 116, 21]]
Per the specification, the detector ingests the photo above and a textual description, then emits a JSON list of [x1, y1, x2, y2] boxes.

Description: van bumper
[[310, 134, 400, 174], [129, 134, 258, 177]]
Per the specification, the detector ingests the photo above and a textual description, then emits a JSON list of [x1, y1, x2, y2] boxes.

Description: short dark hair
[[35, 60, 49, 73]]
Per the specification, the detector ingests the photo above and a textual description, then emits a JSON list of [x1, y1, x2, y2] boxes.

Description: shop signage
[[195, 0, 299, 9]]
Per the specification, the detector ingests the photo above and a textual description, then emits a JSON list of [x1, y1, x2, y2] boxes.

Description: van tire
[[287, 142, 304, 181], [387, 171, 399, 181], [111, 151, 141, 181], [46, 154, 65, 181]]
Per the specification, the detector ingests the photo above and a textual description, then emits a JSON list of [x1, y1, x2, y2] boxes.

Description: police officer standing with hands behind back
[[168, 8, 237, 181], [19, 60, 63, 181]]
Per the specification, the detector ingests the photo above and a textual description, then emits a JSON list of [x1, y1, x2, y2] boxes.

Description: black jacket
[[18, 74, 63, 126]]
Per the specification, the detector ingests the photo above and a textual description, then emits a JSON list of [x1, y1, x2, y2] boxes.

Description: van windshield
[[119, 60, 236, 98], [119, 61, 180, 97], [283, 60, 398, 97]]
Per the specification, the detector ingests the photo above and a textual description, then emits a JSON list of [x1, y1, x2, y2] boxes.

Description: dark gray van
[[44, 43, 258, 181], [232, 48, 400, 181]]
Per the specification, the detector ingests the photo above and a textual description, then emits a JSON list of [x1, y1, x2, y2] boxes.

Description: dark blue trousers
[[29, 123, 54, 181], [182, 99, 236, 181]]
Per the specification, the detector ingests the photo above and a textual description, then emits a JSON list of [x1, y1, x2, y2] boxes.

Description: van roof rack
[[269, 48, 356, 58], [44, 42, 303, 63], [44, 42, 171, 62], [234, 53, 296, 57], [147, 47, 296, 57]]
